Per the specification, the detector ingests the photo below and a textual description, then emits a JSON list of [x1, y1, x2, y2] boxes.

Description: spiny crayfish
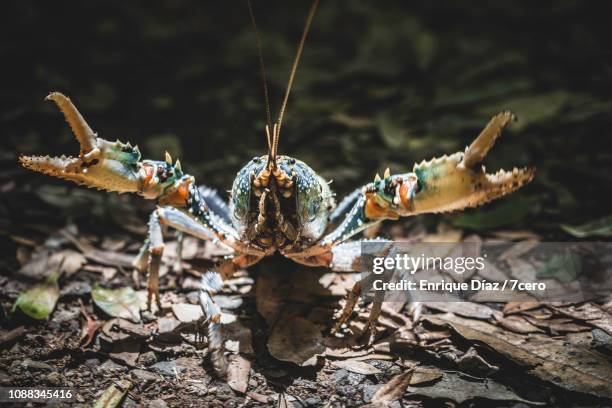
[[19, 0, 534, 377]]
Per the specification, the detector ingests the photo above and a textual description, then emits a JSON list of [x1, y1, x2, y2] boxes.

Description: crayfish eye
[[307, 200, 320, 221]]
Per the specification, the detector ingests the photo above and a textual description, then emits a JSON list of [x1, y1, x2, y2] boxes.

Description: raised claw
[[20, 92, 147, 194], [364, 111, 535, 218], [45, 92, 97, 155]]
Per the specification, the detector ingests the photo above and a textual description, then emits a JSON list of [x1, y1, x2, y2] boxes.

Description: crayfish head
[[230, 155, 333, 248]]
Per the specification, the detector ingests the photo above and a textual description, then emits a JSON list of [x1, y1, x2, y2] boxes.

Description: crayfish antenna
[[462, 110, 516, 169], [45, 92, 98, 155]]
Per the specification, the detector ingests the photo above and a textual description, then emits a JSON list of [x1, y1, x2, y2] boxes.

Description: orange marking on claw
[[159, 178, 192, 206], [364, 194, 398, 220], [399, 182, 411, 209], [142, 164, 154, 188]]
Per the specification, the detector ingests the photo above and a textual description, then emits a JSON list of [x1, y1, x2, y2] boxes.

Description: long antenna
[[271, 0, 319, 162], [247, 0, 273, 152]]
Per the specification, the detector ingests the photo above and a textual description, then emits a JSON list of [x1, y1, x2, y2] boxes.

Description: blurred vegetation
[[2, 0, 611, 236]]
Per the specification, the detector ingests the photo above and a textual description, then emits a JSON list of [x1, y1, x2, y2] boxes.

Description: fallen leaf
[[79, 300, 105, 347], [410, 367, 442, 385], [18, 249, 86, 279], [561, 215, 612, 238], [477, 260, 510, 282], [423, 301, 495, 319], [415, 330, 450, 341], [172, 303, 203, 323], [426, 313, 612, 399], [498, 239, 539, 261], [92, 284, 141, 323], [371, 370, 413, 405], [503, 301, 541, 315], [62, 230, 134, 268], [13, 273, 59, 319], [536, 252, 582, 283], [492, 230, 541, 241], [522, 316, 590, 334], [324, 347, 373, 359], [493, 314, 544, 334], [406, 372, 543, 405], [227, 354, 251, 393], [92, 380, 131, 408], [453, 196, 534, 230], [267, 314, 325, 366], [553, 303, 612, 336], [332, 360, 381, 375]]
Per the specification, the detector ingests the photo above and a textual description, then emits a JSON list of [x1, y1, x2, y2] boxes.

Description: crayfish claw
[[19, 92, 147, 194], [462, 110, 515, 169], [45, 92, 97, 155], [19, 154, 83, 184]]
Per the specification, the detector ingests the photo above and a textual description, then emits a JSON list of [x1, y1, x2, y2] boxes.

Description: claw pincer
[[19, 92, 193, 201], [364, 111, 535, 220]]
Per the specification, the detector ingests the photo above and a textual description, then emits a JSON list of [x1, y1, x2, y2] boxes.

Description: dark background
[[1, 3, 612, 405], [1, 0, 611, 238]]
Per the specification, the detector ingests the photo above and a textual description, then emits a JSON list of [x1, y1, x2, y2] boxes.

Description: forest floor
[[1, 188, 611, 408], [2, 1, 612, 406]]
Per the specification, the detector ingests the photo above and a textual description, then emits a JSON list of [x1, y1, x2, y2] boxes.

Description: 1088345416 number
[[0, 388, 76, 402]]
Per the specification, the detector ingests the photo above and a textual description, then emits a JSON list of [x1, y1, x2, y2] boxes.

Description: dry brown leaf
[[349, 354, 395, 362], [370, 370, 413, 405], [171, 303, 203, 323], [499, 239, 539, 261], [79, 300, 105, 347], [492, 230, 542, 241], [416, 330, 450, 341], [426, 313, 612, 399], [227, 354, 251, 394], [18, 249, 86, 279], [423, 301, 496, 319], [324, 347, 372, 359], [332, 360, 381, 375], [267, 314, 325, 366], [493, 314, 544, 334], [553, 303, 612, 336], [62, 230, 134, 267], [410, 367, 442, 385], [405, 372, 543, 405], [522, 316, 590, 333], [477, 260, 509, 282], [503, 301, 541, 315]]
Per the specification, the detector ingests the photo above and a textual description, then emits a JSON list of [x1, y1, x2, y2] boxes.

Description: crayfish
[[19, 0, 534, 377]]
